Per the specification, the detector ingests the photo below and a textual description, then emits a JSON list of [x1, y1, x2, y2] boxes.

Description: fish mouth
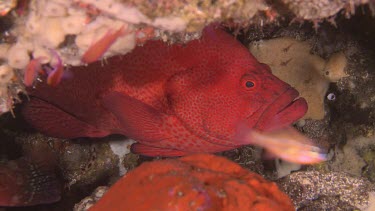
[[276, 90, 304, 115], [254, 87, 308, 131]]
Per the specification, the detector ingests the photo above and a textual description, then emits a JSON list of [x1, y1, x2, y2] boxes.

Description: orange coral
[[90, 154, 294, 211]]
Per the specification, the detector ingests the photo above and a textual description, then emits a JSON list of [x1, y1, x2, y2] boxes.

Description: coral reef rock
[[277, 171, 375, 210], [73, 186, 109, 211], [281, 0, 368, 20], [249, 37, 348, 120], [328, 134, 375, 180]]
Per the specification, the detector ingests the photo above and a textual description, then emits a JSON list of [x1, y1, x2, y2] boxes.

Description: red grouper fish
[[22, 25, 308, 157]]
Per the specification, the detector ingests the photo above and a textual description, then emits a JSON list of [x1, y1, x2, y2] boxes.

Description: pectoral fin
[[101, 92, 169, 142]]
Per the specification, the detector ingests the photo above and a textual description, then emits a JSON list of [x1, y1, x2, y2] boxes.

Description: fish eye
[[240, 75, 256, 90], [245, 81, 255, 88]]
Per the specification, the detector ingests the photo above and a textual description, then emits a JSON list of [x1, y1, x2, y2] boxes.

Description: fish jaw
[[254, 88, 308, 131]]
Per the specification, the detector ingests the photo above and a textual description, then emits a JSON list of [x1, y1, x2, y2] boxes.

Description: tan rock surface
[[249, 37, 347, 120]]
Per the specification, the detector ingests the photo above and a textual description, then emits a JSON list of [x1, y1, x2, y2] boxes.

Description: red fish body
[[23, 25, 307, 157]]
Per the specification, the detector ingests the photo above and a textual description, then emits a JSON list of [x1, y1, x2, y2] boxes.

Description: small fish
[[24, 57, 45, 87], [23, 25, 308, 157], [81, 25, 127, 64], [0, 150, 61, 206], [24, 52, 67, 87], [47, 51, 64, 87], [235, 125, 327, 164], [0, 0, 17, 16]]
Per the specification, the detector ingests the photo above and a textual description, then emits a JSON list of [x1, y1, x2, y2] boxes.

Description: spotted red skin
[[23, 25, 307, 156]]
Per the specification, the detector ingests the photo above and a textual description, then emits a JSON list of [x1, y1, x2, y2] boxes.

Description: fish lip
[[251, 87, 306, 130], [276, 88, 300, 114], [268, 87, 300, 114], [277, 97, 304, 115], [246, 87, 295, 119]]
